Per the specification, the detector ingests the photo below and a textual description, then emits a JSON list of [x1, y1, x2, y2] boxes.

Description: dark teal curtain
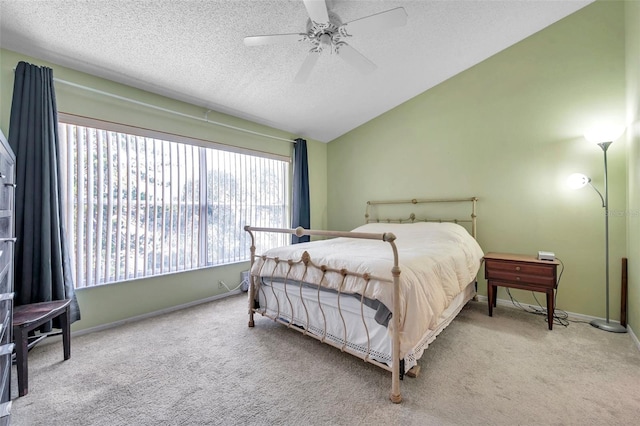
[[291, 138, 310, 244], [8, 61, 80, 324]]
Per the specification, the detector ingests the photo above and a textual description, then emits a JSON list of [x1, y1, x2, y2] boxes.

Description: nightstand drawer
[[0, 401, 11, 426], [0, 247, 10, 293], [486, 269, 556, 287], [0, 293, 12, 344], [0, 153, 14, 213], [485, 259, 555, 277], [0, 343, 13, 406]]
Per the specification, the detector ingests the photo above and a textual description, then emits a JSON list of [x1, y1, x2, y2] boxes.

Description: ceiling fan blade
[[244, 33, 306, 47], [340, 7, 407, 37], [294, 50, 321, 83], [303, 0, 329, 24], [336, 43, 376, 75]]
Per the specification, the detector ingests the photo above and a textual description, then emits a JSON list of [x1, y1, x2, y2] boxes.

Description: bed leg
[[390, 356, 403, 403], [389, 351, 402, 403], [248, 302, 255, 327], [248, 286, 255, 328], [406, 365, 421, 378]]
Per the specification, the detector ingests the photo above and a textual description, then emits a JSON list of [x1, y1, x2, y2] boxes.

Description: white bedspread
[[251, 222, 484, 357]]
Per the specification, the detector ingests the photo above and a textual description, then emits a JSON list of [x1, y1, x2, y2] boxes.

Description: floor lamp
[[568, 125, 627, 333]]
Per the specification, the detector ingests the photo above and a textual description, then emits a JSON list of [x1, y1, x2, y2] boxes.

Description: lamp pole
[[590, 141, 626, 333]]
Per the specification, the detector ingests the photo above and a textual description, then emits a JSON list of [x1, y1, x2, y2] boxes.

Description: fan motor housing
[[306, 11, 343, 50]]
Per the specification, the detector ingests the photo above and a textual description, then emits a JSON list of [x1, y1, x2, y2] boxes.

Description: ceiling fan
[[244, 0, 408, 83]]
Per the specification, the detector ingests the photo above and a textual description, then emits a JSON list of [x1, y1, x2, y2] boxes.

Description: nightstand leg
[[546, 290, 554, 330], [487, 283, 494, 317]]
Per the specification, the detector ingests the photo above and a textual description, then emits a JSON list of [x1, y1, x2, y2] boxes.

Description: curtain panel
[[291, 138, 310, 244], [9, 61, 80, 324]]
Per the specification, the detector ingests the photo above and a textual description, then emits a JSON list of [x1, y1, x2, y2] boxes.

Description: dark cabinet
[[0, 129, 15, 425]]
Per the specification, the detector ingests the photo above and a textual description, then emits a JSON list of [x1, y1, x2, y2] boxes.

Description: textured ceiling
[[0, 0, 594, 143]]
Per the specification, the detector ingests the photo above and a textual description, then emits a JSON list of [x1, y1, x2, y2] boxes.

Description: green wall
[[626, 0, 639, 336], [0, 1, 635, 335], [327, 1, 628, 321], [0, 48, 328, 331]]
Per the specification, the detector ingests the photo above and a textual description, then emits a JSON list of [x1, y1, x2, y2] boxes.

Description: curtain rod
[[51, 77, 295, 144]]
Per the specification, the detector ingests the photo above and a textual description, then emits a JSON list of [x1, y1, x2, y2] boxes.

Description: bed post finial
[[365, 201, 371, 223], [471, 197, 478, 239]]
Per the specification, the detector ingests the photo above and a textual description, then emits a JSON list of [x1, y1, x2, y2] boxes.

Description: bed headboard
[[364, 197, 478, 239]]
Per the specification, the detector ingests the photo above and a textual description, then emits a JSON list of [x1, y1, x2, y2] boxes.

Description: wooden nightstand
[[484, 252, 560, 330]]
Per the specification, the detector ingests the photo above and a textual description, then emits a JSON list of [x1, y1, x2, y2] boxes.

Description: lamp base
[[590, 318, 627, 333]]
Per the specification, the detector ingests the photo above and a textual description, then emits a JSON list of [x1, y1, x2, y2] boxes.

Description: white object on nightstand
[[537, 251, 555, 261]]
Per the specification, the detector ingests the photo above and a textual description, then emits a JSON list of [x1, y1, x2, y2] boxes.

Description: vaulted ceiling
[[0, 0, 594, 142]]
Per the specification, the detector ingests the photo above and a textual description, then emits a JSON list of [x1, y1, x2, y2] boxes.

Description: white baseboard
[[33, 292, 640, 354], [629, 326, 640, 351], [476, 295, 640, 352], [37, 290, 243, 346], [75, 289, 243, 337]]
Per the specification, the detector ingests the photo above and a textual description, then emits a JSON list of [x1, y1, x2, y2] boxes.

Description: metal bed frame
[[244, 197, 478, 403]]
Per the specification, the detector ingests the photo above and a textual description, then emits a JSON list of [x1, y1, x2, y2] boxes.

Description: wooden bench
[[12, 299, 72, 397]]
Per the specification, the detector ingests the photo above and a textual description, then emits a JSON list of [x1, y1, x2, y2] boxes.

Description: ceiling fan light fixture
[[319, 33, 332, 50]]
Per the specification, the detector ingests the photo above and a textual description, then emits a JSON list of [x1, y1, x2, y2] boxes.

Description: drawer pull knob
[[516, 276, 520, 281], [515, 266, 521, 271]]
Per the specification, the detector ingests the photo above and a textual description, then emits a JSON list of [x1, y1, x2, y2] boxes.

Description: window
[[58, 115, 290, 288]]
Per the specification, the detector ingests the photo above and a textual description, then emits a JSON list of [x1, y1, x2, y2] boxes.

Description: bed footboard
[[244, 225, 403, 403]]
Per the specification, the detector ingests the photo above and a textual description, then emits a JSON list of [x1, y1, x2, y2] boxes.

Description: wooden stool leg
[[61, 306, 71, 360], [14, 329, 28, 397]]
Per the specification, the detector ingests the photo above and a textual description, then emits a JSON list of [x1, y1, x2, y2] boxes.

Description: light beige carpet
[[9, 294, 640, 425]]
